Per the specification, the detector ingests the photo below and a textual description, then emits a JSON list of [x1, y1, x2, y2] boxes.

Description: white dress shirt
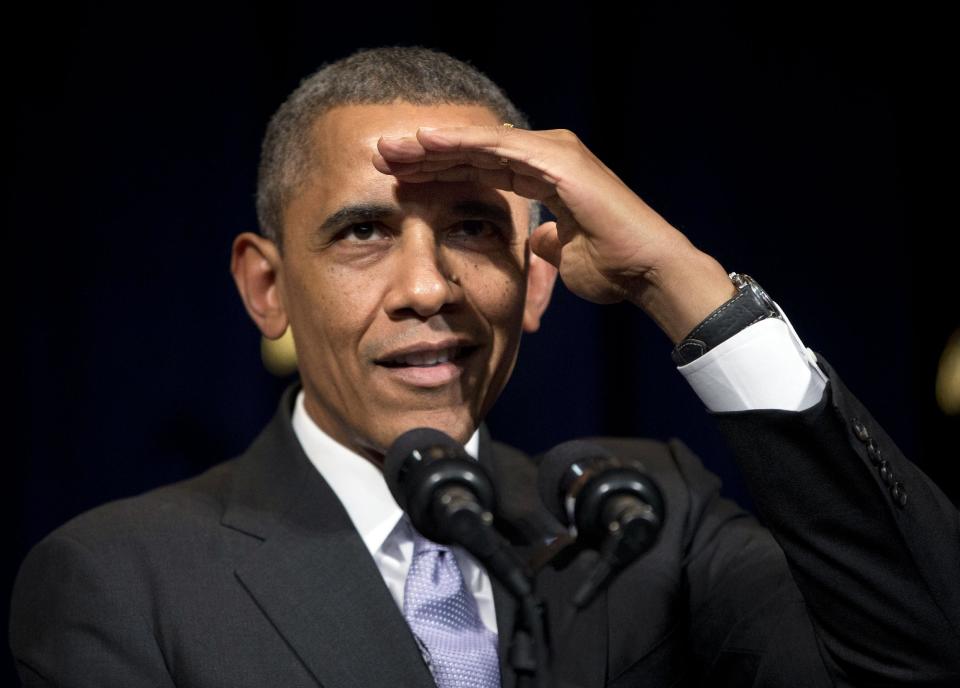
[[290, 303, 828, 640], [291, 396, 499, 633]]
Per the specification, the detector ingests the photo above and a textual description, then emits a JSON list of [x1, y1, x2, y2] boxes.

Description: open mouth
[[377, 345, 479, 368]]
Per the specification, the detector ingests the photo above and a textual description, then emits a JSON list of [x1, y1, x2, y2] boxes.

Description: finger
[[412, 124, 528, 168], [374, 156, 557, 200], [530, 221, 562, 268], [378, 142, 518, 167], [374, 151, 514, 175], [413, 124, 529, 156], [404, 156, 509, 173], [386, 165, 531, 196], [392, 165, 516, 190], [378, 138, 496, 167], [375, 134, 430, 160], [382, 126, 571, 184], [378, 141, 546, 181]]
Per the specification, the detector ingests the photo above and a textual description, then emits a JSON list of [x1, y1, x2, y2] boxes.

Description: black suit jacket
[[9, 354, 960, 687]]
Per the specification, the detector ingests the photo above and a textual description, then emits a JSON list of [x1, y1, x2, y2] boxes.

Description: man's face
[[276, 102, 549, 460]]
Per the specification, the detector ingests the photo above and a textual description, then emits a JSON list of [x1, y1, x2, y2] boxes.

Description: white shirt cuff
[[677, 303, 828, 413]]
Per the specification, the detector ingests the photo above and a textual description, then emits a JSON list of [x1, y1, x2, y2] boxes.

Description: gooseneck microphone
[[537, 440, 666, 607], [384, 427, 532, 599]]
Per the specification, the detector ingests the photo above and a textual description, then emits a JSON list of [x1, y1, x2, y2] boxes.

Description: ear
[[230, 232, 289, 339], [523, 249, 558, 333]]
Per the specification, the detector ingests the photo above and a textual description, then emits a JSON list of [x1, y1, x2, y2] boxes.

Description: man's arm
[[672, 294, 960, 680], [374, 123, 960, 684], [711, 354, 960, 685]]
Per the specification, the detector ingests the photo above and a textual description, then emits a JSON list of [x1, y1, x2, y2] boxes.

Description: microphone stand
[[509, 592, 549, 688]]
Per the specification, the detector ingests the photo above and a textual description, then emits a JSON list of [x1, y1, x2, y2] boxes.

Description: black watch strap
[[670, 273, 779, 366]]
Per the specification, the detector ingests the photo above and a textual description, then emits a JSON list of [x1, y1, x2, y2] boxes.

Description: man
[[10, 46, 959, 687]]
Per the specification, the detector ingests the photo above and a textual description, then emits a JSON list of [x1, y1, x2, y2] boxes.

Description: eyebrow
[[318, 202, 398, 234], [316, 199, 514, 236]]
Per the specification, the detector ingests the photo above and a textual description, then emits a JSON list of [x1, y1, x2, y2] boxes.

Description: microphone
[[384, 427, 531, 598], [537, 440, 665, 607]]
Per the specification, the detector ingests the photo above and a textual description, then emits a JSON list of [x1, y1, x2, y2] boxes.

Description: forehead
[[295, 102, 522, 226]]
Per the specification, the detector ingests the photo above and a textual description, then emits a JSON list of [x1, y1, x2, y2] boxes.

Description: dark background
[[7, 1, 957, 682]]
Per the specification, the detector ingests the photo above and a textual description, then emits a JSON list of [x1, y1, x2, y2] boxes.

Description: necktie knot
[[412, 529, 447, 556]]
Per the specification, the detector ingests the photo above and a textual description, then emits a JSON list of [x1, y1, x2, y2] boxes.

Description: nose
[[383, 227, 461, 318]]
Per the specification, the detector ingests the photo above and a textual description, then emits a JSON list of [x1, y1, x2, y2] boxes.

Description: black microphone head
[[537, 440, 617, 525], [383, 427, 463, 511], [383, 427, 496, 543]]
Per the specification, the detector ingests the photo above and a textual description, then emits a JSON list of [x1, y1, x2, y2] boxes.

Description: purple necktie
[[403, 528, 501, 688]]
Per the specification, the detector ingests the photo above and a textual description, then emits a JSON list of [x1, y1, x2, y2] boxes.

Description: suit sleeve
[[708, 352, 960, 686], [9, 531, 176, 688], [666, 436, 835, 687]]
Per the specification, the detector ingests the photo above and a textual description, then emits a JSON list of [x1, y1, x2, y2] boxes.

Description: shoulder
[[49, 456, 239, 550], [10, 455, 257, 638], [9, 457, 253, 681], [14, 455, 249, 599]]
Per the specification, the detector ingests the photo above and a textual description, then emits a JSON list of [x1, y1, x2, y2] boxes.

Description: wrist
[[671, 272, 783, 366], [631, 249, 737, 344]]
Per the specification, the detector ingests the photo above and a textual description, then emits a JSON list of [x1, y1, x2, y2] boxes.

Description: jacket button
[[879, 461, 895, 485], [852, 418, 870, 443], [866, 440, 882, 465], [891, 482, 908, 507]]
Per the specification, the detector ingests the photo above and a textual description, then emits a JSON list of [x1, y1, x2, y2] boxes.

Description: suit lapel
[[223, 386, 435, 688]]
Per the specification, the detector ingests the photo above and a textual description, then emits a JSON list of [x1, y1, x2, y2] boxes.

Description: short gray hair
[[256, 46, 542, 248]]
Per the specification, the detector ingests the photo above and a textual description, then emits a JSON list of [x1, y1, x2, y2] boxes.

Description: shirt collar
[[290, 389, 480, 556]]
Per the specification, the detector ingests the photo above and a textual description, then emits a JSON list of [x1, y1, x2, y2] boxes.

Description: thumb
[[530, 221, 561, 268]]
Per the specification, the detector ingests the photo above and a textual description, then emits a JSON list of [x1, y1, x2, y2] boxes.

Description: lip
[[374, 338, 480, 388], [374, 337, 477, 363], [380, 360, 464, 387]]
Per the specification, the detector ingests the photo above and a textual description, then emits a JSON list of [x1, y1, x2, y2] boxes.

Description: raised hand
[[373, 124, 736, 343]]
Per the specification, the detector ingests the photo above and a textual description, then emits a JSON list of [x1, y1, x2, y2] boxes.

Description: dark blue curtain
[[8, 3, 956, 682]]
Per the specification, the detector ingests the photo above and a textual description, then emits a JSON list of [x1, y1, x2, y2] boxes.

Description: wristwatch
[[670, 272, 781, 366]]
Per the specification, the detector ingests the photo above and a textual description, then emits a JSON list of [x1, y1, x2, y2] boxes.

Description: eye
[[341, 222, 386, 242], [449, 220, 500, 240]]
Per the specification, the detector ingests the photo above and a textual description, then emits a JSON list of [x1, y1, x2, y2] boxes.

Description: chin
[[383, 408, 477, 448]]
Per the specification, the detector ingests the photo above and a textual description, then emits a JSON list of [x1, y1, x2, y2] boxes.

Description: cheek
[[289, 266, 380, 359], [492, 282, 526, 324], [473, 269, 526, 344], [460, 248, 527, 315]]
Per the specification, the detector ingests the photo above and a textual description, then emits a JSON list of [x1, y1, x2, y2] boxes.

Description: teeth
[[393, 347, 458, 367]]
